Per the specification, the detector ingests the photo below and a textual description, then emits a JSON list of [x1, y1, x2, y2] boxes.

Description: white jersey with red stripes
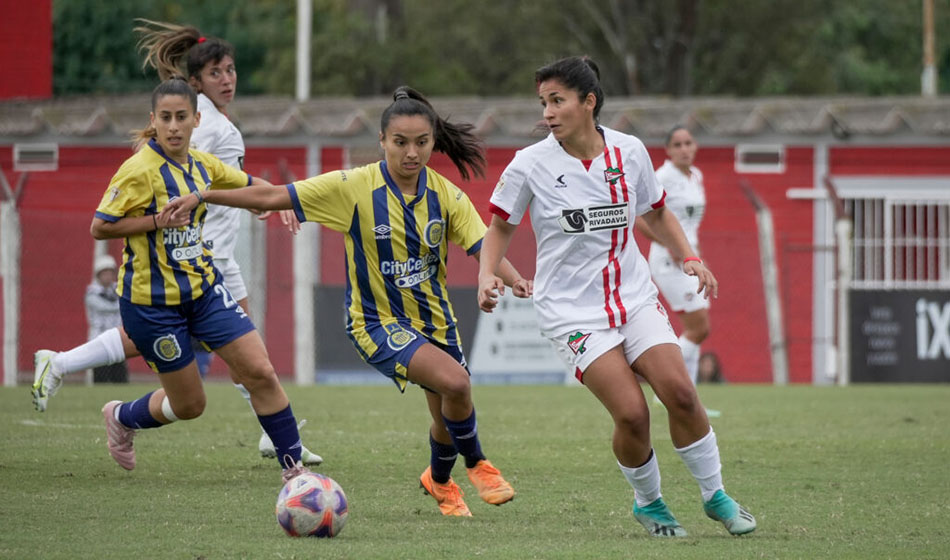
[[489, 126, 666, 337], [651, 159, 705, 259]]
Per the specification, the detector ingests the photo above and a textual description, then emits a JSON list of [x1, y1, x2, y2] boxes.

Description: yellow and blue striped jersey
[[288, 161, 486, 355], [95, 138, 251, 306]]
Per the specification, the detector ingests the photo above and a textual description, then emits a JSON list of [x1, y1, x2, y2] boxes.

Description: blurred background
[[1, 0, 948, 387]]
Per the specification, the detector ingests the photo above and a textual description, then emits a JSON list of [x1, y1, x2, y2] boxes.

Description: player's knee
[[614, 406, 650, 435], [439, 372, 471, 403], [172, 394, 206, 420], [664, 382, 701, 416]]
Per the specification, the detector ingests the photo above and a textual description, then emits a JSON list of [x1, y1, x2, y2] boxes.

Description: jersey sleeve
[[94, 158, 154, 222], [201, 152, 252, 190], [488, 151, 533, 225], [632, 141, 666, 216], [286, 169, 356, 233], [444, 182, 488, 255]]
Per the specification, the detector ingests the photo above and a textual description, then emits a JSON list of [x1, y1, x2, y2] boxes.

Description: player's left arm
[[641, 205, 717, 299]]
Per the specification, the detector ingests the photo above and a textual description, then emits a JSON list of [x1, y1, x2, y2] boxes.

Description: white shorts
[[548, 300, 678, 384], [648, 249, 710, 313], [213, 258, 248, 302]]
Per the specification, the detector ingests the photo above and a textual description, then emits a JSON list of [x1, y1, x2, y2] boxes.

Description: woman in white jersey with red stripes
[[635, 126, 719, 416], [30, 20, 321, 465], [477, 56, 755, 538]]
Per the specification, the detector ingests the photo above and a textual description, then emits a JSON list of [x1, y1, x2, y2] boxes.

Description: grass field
[[1, 382, 948, 559]]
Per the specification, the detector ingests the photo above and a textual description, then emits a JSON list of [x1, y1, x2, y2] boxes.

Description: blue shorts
[[120, 280, 256, 373], [355, 322, 469, 392]]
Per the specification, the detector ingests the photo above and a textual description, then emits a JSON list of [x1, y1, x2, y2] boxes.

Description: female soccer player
[[91, 77, 307, 483], [635, 126, 711, 386], [476, 56, 755, 537], [29, 20, 321, 464], [164, 86, 530, 517]]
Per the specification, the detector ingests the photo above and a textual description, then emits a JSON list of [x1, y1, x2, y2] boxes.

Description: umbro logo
[[554, 174, 567, 188], [373, 224, 392, 239]]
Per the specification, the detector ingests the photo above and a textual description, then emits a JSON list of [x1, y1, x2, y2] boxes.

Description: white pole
[[1, 201, 21, 387], [835, 218, 853, 386], [296, 0, 312, 103], [293, 143, 321, 386], [754, 204, 790, 385]]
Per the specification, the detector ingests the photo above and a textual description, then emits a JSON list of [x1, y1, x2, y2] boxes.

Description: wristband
[[683, 256, 702, 265], [152, 214, 158, 231], [193, 190, 205, 204]]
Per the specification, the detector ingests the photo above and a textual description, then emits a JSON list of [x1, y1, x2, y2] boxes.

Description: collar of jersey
[[148, 138, 195, 177], [379, 160, 427, 208]]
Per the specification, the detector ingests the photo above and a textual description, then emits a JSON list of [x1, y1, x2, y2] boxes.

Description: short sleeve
[[202, 152, 252, 190], [489, 151, 533, 225], [287, 169, 356, 233], [94, 159, 153, 222], [632, 141, 666, 216], [444, 183, 488, 255]]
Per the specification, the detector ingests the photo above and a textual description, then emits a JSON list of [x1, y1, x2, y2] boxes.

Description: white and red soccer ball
[[275, 472, 348, 538]]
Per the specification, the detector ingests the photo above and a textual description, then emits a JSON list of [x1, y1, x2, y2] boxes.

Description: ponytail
[[134, 18, 235, 81], [381, 86, 485, 180]]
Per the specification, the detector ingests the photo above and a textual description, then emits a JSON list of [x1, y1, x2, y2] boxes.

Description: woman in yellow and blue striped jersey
[[163, 86, 532, 517], [90, 77, 308, 483]]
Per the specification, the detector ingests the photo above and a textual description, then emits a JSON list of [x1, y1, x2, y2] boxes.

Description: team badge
[[493, 177, 506, 195], [385, 323, 417, 351], [422, 219, 444, 248], [604, 166, 624, 185], [567, 331, 591, 355], [153, 334, 182, 362]]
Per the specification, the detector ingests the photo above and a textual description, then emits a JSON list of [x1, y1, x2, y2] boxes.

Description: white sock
[[160, 396, 179, 423], [53, 327, 126, 375], [675, 428, 723, 502], [618, 450, 662, 507], [678, 334, 700, 385]]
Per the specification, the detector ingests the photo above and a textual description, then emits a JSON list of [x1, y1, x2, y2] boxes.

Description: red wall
[[0, 0, 52, 99]]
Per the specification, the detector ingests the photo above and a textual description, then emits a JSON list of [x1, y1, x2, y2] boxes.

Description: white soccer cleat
[[259, 419, 323, 465], [31, 350, 62, 413]]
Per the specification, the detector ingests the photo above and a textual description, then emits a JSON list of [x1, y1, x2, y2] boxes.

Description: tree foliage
[[53, 0, 950, 97]]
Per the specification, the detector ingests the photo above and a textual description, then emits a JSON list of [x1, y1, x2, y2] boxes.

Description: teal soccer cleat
[[633, 497, 688, 537], [704, 489, 757, 535]]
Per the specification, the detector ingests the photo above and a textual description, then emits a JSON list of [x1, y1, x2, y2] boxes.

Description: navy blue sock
[[258, 404, 302, 469], [429, 433, 458, 483], [442, 409, 486, 469], [117, 392, 163, 429]]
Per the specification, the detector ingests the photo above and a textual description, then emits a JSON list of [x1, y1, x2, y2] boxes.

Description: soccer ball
[[275, 472, 348, 538]]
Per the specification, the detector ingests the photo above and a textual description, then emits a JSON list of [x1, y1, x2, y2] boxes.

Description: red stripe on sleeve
[[488, 203, 511, 221], [651, 190, 667, 209]]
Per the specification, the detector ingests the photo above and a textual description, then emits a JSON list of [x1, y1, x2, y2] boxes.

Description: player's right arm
[[477, 215, 519, 313]]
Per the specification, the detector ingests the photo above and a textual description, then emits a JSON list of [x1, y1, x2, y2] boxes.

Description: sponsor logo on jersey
[[493, 177, 506, 195], [604, 166, 624, 185], [555, 174, 567, 188], [381, 252, 440, 288], [373, 224, 392, 239], [557, 203, 629, 234], [384, 323, 417, 351], [567, 331, 591, 355], [164, 225, 205, 261], [109, 186, 121, 202], [153, 333, 182, 361], [422, 219, 444, 248]]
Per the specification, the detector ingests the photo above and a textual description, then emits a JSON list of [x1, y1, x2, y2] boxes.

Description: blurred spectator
[[697, 351, 725, 384], [86, 255, 128, 383]]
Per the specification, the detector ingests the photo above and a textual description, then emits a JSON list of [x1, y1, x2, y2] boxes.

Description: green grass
[[1, 383, 948, 559]]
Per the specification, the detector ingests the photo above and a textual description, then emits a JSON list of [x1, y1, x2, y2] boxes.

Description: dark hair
[[134, 19, 235, 82], [380, 86, 485, 180], [131, 77, 198, 145], [535, 56, 605, 121], [665, 125, 692, 146]]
